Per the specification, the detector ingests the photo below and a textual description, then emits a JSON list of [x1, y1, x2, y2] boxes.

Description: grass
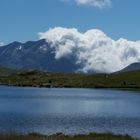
[[0, 133, 137, 140], [0, 65, 16, 76], [0, 68, 140, 89]]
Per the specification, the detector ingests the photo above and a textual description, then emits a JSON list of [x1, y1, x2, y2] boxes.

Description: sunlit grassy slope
[[0, 66, 140, 88], [0, 133, 136, 140]]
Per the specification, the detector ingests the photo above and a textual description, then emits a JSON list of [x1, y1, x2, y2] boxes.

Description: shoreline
[[1, 83, 140, 92], [0, 132, 137, 140]]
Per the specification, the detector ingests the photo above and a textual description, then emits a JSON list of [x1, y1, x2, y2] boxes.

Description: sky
[[0, 0, 140, 44], [0, 0, 140, 73]]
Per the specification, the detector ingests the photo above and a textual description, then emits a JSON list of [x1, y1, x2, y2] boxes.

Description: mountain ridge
[[0, 39, 81, 73], [0, 40, 140, 74], [117, 63, 140, 73]]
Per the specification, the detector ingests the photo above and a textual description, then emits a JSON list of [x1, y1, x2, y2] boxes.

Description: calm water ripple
[[0, 86, 140, 138]]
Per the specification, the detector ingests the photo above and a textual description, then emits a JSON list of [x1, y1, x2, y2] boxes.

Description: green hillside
[[0, 66, 16, 76], [0, 133, 135, 140], [0, 66, 140, 88]]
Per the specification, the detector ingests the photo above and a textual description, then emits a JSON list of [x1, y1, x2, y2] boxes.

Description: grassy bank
[[0, 67, 140, 89], [0, 133, 137, 140], [0, 65, 140, 89]]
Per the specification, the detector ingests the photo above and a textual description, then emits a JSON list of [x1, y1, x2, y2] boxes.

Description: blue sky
[[0, 0, 140, 43]]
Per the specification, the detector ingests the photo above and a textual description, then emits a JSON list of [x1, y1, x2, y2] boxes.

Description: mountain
[[118, 62, 140, 73], [0, 65, 16, 76], [1, 39, 140, 74], [0, 39, 81, 73]]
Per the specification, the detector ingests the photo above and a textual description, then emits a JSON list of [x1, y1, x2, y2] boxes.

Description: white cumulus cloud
[[62, 0, 112, 8], [39, 27, 140, 73]]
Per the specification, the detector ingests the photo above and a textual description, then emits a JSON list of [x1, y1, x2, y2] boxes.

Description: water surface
[[0, 86, 140, 138]]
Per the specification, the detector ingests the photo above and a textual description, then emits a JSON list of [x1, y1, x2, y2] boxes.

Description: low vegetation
[[0, 66, 140, 88], [0, 133, 136, 140]]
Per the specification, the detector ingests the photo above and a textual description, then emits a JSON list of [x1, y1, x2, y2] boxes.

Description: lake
[[0, 86, 140, 138]]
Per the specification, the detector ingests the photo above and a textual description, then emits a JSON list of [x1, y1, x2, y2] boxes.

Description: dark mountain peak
[[0, 39, 80, 73], [130, 62, 140, 66], [118, 62, 140, 73], [3, 39, 47, 48], [37, 39, 46, 43], [24, 39, 47, 46], [6, 41, 23, 47]]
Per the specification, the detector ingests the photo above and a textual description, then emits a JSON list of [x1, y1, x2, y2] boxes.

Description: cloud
[[62, 0, 112, 8], [39, 27, 140, 73], [0, 42, 4, 47]]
